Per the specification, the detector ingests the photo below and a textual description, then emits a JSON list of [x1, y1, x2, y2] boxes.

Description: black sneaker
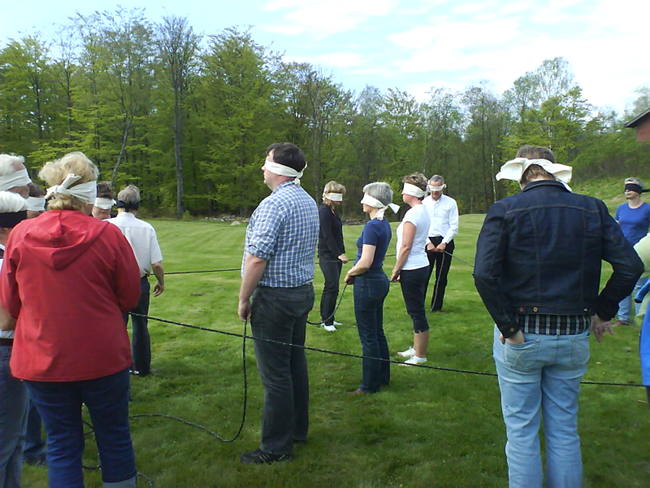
[[240, 449, 292, 464]]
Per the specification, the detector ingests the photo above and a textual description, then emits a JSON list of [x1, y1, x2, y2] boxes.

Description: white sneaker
[[397, 346, 416, 358], [333, 320, 342, 326], [322, 324, 337, 332], [403, 356, 427, 365]]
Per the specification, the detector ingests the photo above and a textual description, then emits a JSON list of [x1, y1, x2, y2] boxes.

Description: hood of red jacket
[[20, 210, 109, 270]]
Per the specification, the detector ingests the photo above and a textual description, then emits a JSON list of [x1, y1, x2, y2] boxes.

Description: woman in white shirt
[[390, 174, 431, 365]]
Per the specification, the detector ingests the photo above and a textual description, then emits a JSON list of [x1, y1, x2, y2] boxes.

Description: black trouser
[[318, 257, 342, 325], [426, 237, 454, 311], [125, 277, 151, 375], [399, 266, 430, 333], [250, 284, 314, 454]]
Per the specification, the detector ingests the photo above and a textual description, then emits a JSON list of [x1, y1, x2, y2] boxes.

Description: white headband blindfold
[[496, 158, 573, 184], [264, 159, 305, 185], [0, 168, 31, 192], [428, 183, 446, 192], [94, 198, 116, 210], [323, 192, 343, 202], [45, 174, 97, 204], [402, 183, 426, 198], [25, 196, 45, 212], [361, 193, 399, 220]]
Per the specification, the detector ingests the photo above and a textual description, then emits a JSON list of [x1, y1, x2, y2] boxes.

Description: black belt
[[0, 338, 14, 346]]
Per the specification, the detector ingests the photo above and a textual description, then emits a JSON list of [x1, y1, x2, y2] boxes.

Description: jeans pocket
[[570, 334, 590, 367], [503, 339, 540, 370]]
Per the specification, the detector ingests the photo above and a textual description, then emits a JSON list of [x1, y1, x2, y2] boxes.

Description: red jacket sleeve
[[0, 231, 22, 319]]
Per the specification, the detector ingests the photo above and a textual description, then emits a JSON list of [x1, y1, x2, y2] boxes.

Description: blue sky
[[3, 0, 649, 114]]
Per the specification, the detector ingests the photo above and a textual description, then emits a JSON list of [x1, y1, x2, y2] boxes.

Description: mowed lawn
[[23, 214, 650, 487]]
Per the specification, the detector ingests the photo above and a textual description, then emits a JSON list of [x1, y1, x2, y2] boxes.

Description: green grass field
[[23, 209, 650, 487]]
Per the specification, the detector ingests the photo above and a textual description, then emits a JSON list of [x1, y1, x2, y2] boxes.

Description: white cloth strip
[[496, 158, 573, 184], [428, 183, 446, 192], [94, 198, 116, 210], [323, 192, 343, 202], [46, 175, 97, 204], [25, 197, 45, 212], [360, 193, 399, 220], [264, 159, 305, 185], [402, 183, 426, 198], [0, 168, 31, 192]]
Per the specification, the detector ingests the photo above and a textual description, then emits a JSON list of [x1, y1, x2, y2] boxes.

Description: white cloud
[[261, 0, 399, 38], [283, 52, 365, 69]]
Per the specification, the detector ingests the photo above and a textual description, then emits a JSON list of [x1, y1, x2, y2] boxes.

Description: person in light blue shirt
[[615, 177, 650, 325]]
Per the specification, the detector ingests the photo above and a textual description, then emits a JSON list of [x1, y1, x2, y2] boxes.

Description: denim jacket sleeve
[[635, 280, 650, 303], [473, 201, 519, 338], [595, 201, 644, 320]]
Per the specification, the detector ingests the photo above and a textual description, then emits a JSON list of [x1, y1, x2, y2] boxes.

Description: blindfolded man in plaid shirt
[[238, 142, 319, 465]]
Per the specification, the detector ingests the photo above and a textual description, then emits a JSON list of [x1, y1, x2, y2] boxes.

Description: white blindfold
[[263, 159, 305, 185], [361, 193, 399, 220], [402, 183, 426, 198], [45, 174, 97, 204], [496, 158, 572, 184]]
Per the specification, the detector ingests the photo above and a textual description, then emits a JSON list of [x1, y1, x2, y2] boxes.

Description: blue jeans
[[25, 369, 136, 488], [24, 399, 46, 460], [250, 284, 314, 454], [493, 326, 590, 488], [0, 344, 28, 488], [617, 277, 647, 322], [353, 270, 390, 392]]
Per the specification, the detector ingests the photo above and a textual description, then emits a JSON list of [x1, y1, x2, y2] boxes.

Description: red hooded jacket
[[0, 210, 141, 381]]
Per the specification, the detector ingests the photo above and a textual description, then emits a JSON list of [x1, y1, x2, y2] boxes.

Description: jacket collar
[[522, 179, 569, 193]]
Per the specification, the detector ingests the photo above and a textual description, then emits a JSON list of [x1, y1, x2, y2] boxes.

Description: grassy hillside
[[23, 215, 650, 487]]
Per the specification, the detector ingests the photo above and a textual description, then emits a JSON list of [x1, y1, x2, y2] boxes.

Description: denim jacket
[[474, 180, 643, 338]]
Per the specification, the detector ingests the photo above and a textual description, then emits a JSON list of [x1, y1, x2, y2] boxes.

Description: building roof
[[624, 109, 650, 128]]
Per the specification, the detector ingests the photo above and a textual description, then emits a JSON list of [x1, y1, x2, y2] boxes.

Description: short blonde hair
[[323, 181, 346, 195], [39, 152, 98, 211]]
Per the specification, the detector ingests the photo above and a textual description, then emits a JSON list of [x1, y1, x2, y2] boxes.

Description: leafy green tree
[[157, 15, 200, 218], [199, 27, 281, 215]]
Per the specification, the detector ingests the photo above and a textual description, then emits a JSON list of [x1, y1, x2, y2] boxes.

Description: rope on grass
[[77, 319, 249, 488], [306, 283, 349, 326], [164, 254, 398, 276], [131, 312, 645, 388], [127, 316, 250, 442]]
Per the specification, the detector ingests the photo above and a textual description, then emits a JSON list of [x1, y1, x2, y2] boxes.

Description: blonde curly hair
[[39, 152, 99, 211]]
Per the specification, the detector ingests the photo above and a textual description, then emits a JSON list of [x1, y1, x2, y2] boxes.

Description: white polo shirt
[[108, 212, 163, 277], [422, 194, 459, 244]]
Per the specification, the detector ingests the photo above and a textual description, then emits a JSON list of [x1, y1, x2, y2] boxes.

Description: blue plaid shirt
[[242, 181, 319, 287]]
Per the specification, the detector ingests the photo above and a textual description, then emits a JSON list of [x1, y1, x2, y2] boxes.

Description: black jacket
[[474, 180, 643, 337], [318, 204, 345, 259]]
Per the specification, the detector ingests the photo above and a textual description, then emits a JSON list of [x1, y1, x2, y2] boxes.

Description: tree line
[[1, 8, 648, 217]]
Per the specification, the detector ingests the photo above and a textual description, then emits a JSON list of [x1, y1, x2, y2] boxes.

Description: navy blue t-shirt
[[355, 219, 391, 270], [615, 202, 650, 245]]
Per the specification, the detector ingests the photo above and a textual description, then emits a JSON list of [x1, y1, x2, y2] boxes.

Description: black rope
[[76, 318, 249, 487], [166, 268, 240, 275], [129, 317, 249, 443], [131, 313, 645, 388], [164, 254, 398, 277], [306, 283, 349, 326]]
